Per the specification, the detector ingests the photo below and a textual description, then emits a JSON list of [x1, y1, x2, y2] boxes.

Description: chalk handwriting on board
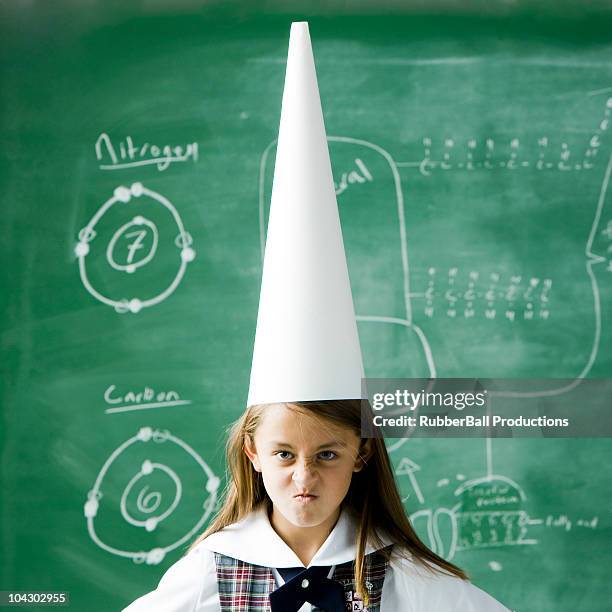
[[396, 457, 425, 505], [260, 130, 609, 396], [417, 268, 552, 322], [84, 427, 220, 564], [104, 384, 192, 415], [334, 158, 373, 196], [75, 183, 196, 313], [95, 133, 199, 172], [394, 453, 600, 571], [396, 97, 611, 176]]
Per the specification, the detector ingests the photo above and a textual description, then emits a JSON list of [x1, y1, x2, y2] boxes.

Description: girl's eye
[[318, 450, 337, 461], [275, 451, 293, 460]]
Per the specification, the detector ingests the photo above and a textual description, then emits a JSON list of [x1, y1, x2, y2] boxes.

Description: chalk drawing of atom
[[84, 427, 220, 565], [74, 183, 196, 313]]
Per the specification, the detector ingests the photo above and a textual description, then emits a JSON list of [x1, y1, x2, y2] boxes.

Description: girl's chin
[[283, 506, 332, 529]]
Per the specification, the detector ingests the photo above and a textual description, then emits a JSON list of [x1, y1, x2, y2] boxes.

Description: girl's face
[[245, 403, 365, 531]]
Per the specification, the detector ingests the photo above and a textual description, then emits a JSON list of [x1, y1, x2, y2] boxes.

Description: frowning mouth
[[294, 493, 318, 502]]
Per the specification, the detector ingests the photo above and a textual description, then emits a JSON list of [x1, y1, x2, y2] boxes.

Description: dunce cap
[[247, 22, 364, 407]]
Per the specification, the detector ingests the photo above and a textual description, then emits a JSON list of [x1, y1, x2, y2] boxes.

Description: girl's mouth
[[294, 494, 318, 503]]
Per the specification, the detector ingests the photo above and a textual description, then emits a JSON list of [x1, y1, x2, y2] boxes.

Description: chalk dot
[[146, 548, 165, 565], [133, 215, 145, 225], [114, 186, 131, 203], [181, 247, 196, 262], [207, 476, 221, 493], [142, 460, 153, 475], [606, 98, 612, 108], [133, 553, 146, 565], [456, 474, 466, 481], [129, 298, 142, 313], [78, 227, 96, 242], [489, 561, 503, 572], [240, 111, 249, 120], [137, 427, 153, 442], [131, 182, 144, 197], [126, 264, 136, 274], [145, 518, 158, 532], [84, 498, 99, 518], [114, 300, 130, 314], [75, 242, 89, 257]]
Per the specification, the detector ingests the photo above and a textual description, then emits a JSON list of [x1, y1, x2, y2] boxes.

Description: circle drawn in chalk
[[120, 462, 182, 531], [84, 427, 219, 564], [137, 486, 161, 513], [74, 183, 196, 313], [106, 217, 158, 272]]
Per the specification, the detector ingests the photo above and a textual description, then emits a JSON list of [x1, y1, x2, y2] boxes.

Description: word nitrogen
[[95, 133, 199, 171]]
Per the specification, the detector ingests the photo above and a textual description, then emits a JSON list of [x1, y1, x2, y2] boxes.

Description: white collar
[[200, 505, 387, 569]]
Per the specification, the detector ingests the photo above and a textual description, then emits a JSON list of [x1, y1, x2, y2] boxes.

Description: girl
[[124, 399, 509, 611], [125, 21, 509, 611]]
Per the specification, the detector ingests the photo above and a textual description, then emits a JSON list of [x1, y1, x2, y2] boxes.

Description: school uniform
[[123, 505, 509, 611]]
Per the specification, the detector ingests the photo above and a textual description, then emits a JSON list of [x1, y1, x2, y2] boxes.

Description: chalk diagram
[[258, 95, 610, 570], [75, 182, 196, 313], [84, 426, 220, 564]]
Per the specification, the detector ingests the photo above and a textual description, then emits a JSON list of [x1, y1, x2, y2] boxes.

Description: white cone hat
[[247, 22, 364, 407]]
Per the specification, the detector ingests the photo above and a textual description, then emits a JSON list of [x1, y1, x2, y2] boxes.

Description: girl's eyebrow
[[269, 440, 348, 450]]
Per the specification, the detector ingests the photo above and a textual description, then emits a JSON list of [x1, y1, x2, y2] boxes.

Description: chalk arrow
[[396, 458, 425, 504]]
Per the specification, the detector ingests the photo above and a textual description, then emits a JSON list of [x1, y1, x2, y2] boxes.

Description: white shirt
[[123, 507, 509, 611]]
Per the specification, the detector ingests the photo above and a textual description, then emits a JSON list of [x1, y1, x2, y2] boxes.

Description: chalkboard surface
[[2, 3, 612, 610]]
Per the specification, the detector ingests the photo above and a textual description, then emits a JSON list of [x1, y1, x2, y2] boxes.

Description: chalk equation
[[414, 268, 552, 322], [84, 427, 219, 564], [396, 97, 611, 177], [75, 183, 196, 313]]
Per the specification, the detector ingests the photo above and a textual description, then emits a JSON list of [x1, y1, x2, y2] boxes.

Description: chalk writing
[[95, 133, 199, 172], [396, 98, 611, 176], [104, 384, 192, 414], [334, 158, 373, 196], [418, 267, 552, 321]]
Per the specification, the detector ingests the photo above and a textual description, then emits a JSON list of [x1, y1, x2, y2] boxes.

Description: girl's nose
[[292, 460, 316, 487]]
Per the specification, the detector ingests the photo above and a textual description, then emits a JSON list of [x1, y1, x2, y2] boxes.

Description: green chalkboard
[[2, 3, 612, 610]]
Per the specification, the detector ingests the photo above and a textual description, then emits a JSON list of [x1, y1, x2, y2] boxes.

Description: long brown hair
[[191, 400, 467, 604]]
